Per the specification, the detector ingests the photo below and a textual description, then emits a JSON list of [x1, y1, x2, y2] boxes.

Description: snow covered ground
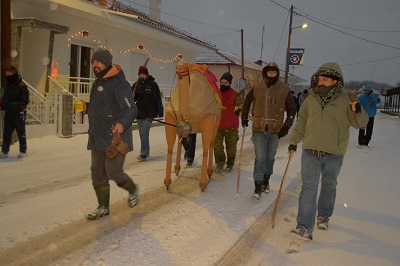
[[0, 112, 399, 265]]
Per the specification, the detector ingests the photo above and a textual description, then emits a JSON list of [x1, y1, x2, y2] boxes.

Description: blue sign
[[289, 48, 305, 66]]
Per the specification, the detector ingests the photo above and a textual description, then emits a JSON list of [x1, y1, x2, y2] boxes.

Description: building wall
[[11, 0, 215, 94]]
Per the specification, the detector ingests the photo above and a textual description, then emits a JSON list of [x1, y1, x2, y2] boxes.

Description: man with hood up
[[85, 49, 140, 220], [288, 62, 368, 241], [241, 62, 296, 199]]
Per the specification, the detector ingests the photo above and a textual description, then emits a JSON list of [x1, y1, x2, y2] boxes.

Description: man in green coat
[[288, 62, 368, 241]]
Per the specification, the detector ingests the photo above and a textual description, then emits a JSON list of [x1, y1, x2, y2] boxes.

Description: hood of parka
[[310, 62, 344, 92]]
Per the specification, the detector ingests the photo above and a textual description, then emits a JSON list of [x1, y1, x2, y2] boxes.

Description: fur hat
[[91, 49, 113, 67], [220, 72, 233, 84], [138, 65, 149, 76]]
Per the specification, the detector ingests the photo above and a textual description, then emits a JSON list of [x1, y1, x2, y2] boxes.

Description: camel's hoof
[[166, 185, 170, 190], [201, 188, 205, 192]]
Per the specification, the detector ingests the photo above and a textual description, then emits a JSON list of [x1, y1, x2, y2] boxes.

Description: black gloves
[[288, 144, 297, 152], [278, 125, 289, 139], [355, 102, 361, 113], [234, 108, 242, 116], [241, 119, 249, 128]]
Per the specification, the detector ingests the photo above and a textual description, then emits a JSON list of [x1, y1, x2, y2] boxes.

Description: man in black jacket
[[85, 49, 139, 220], [0, 66, 29, 159]]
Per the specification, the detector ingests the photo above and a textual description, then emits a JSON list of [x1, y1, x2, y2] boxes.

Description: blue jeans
[[296, 150, 344, 235], [137, 118, 153, 157], [252, 131, 279, 182]]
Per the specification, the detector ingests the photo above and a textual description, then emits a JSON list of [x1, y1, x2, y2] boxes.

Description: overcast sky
[[122, 0, 400, 86]]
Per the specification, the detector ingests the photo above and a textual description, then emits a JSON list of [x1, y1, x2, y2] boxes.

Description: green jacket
[[290, 62, 369, 156]]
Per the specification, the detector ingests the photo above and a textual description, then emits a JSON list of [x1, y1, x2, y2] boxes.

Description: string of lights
[[67, 30, 182, 63]]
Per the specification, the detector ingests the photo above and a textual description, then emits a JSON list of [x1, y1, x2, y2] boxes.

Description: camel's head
[[176, 61, 189, 79]]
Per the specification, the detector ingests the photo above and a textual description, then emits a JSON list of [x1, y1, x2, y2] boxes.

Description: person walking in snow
[[0, 66, 29, 159], [214, 72, 243, 173], [357, 85, 380, 147], [85, 49, 140, 220], [288, 62, 368, 240], [241, 62, 296, 199], [132, 65, 162, 161]]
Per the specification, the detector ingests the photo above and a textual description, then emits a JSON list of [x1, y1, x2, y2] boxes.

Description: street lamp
[[284, 5, 307, 84]]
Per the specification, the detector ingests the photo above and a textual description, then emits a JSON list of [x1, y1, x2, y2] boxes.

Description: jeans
[[252, 131, 279, 182], [137, 118, 153, 157], [296, 150, 343, 235]]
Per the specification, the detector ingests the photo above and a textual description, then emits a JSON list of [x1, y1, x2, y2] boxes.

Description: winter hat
[[138, 65, 149, 76], [91, 49, 113, 67], [220, 72, 233, 84]]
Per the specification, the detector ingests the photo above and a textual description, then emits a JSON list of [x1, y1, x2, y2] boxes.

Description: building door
[[69, 44, 92, 95]]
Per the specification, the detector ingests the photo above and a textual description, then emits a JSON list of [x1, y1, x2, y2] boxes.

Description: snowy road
[[0, 113, 399, 265]]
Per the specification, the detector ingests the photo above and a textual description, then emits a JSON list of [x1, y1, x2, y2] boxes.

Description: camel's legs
[[207, 114, 221, 178], [164, 113, 177, 189], [199, 115, 217, 191]]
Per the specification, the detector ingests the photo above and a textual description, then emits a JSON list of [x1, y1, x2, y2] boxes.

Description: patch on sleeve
[[124, 97, 132, 108]]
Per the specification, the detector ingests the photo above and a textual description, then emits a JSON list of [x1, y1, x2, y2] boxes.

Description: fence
[[382, 87, 400, 116]]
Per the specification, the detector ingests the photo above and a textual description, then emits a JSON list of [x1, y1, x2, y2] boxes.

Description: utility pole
[[1, 0, 12, 87], [260, 25, 265, 63], [284, 5, 294, 85], [240, 29, 245, 98]]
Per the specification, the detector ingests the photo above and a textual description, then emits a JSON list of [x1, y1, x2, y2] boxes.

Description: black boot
[[118, 178, 140, 208], [87, 185, 110, 220], [253, 181, 263, 200], [262, 174, 270, 194]]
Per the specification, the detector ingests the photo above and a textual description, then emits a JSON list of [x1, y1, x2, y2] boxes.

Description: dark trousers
[[182, 134, 197, 162], [358, 117, 375, 146], [2, 111, 27, 154], [90, 150, 131, 187]]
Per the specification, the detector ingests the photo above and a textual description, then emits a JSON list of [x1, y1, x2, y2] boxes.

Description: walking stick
[[271, 150, 295, 229], [236, 126, 246, 193]]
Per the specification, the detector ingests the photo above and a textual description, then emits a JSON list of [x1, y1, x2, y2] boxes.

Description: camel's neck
[[177, 75, 191, 118]]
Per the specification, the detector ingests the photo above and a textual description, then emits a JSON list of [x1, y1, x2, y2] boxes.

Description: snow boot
[[262, 174, 270, 194], [253, 181, 263, 200], [87, 185, 110, 220], [317, 216, 329, 230], [119, 178, 140, 208]]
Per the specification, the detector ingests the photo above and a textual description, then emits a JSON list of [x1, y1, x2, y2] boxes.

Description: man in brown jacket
[[241, 62, 296, 199]]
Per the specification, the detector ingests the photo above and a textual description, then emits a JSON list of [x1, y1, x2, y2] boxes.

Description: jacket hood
[[310, 62, 344, 91], [262, 61, 280, 80], [145, 75, 155, 82], [103, 64, 125, 79]]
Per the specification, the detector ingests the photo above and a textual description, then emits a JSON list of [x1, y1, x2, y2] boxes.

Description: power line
[[273, 10, 289, 61], [122, 0, 238, 31], [268, 0, 400, 50], [299, 55, 400, 68], [203, 30, 241, 39], [295, 8, 400, 33]]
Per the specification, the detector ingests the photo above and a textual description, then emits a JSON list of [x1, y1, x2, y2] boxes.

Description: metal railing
[[382, 87, 400, 115]]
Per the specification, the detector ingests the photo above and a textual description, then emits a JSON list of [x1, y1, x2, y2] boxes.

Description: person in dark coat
[[132, 65, 162, 161], [0, 66, 29, 159], [85, 49, 139, 220]]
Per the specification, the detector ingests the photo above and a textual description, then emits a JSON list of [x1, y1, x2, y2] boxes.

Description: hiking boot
[[0, 152, 8, 159], [186, 160, 193, 167], [215, 166, 223, 173], [262, 175, 270, 194], [137, 155, 147, 161], [17, 152, 27, 158], [291, 227, 312, 241], [253, 181, 263, 200], [119, 179, 140, 208], [86, 206, 110, 220], [317, 217, 329, 230], [224, 165, 233, 172]]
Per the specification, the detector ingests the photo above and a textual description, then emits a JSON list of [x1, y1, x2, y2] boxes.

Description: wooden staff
[[271, 150, 294, 229], [236, 126, 246, 193]]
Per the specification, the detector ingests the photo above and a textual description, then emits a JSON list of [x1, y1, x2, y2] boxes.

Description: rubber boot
[[86, 185, 110, 220], [262, 174, 270, 194], [118, 178, 140, 208]]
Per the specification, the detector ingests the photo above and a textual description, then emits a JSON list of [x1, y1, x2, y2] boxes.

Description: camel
[[164, 61, 222, 191]]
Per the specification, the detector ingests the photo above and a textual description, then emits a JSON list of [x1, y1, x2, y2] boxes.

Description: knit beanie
[[91, 49, 113, 67], [138, 65, 149, 76], [220, 72, 233, 84]]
